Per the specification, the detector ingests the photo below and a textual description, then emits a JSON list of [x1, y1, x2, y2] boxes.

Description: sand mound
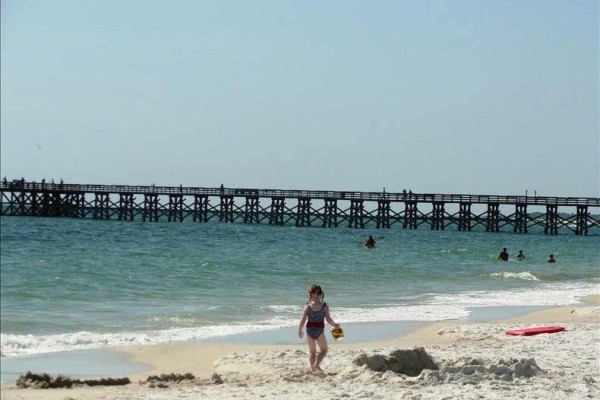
[[352, 347, 438, 376], [432, 357, 545, 383]]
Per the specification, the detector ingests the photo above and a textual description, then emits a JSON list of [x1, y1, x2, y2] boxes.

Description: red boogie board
[[505, 326, 565, 336]]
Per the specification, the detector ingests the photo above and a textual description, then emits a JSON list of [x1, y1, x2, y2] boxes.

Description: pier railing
[[1, 181, 598, 206]]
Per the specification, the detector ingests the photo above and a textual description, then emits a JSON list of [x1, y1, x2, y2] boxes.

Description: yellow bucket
[[330, 327, 344, 341]]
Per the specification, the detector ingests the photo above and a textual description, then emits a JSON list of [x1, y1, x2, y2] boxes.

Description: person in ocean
[[364, 235, 376, 249], [498, 247, 509, 261], [547, 254, 556, 263], [516, 250, 525, 260], [298, 284, 341, 373]]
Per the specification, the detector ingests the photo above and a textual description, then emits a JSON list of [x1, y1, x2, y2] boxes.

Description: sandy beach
[[2, 295, 598, 400]]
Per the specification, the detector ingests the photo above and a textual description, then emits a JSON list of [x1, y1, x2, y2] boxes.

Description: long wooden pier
[[1, 181, 599, 235]]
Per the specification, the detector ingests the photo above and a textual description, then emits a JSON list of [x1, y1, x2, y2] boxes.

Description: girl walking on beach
[[298, 284, 340, 372]]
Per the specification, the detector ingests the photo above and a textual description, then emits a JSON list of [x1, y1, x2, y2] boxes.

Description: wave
[[489, 271, 539, 281], [335, 304, 470, 324], [431, 281, 599, 307], [0, 304, 471, 358], [2, 282, 597, 358], [0, 323, 279, 358]]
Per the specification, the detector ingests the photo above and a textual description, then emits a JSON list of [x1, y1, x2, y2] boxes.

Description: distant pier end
[[1, 181, 599, 235]]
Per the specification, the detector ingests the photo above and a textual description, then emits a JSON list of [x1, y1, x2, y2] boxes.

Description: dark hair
[[307, 284, 324, 300]]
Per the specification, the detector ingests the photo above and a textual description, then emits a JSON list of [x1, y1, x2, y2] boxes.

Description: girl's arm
[[324, 305, 340, 328], [298, 306, 308, 339]]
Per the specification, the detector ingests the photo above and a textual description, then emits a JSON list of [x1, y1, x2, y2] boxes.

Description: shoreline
[[0, 303, 560, 383], [1, 294, 598, 399]]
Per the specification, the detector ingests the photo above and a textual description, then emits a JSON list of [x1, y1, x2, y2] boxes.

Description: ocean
[[1, 216, 599, 359]]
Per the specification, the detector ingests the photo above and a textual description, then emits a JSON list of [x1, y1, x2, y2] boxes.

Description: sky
[[1, 0, 598, 197]]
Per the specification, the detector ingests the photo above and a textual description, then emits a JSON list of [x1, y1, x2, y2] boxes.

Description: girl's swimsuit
[[305, 302, 327, 339]]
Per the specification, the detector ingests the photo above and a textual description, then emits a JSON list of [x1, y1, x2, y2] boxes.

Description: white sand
[[2, 297, 599, 400]]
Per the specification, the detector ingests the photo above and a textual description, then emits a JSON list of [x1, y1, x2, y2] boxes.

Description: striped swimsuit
[[305, 302, 327, 339]]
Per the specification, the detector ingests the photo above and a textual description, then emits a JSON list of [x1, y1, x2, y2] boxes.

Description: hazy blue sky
[[1, 1, 598, 196]]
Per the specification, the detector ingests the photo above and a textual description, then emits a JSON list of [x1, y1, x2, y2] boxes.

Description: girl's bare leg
[[313, 334, 328, 371], [307, 337, 317, 371]]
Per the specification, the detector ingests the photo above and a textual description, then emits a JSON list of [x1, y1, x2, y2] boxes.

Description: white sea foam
[[335, 304, 470, 323], [336, 282, 598, 323], [431, 281, 599, 307], [490, 271, 539, 281], [264, 305, 299, 314], [0, 324, 279, 358], [0, 303, 470, 358], [2, 282, 597, 358]]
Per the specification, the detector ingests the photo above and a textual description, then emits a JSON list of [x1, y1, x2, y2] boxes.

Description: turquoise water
[[1, 216, 598, 357]]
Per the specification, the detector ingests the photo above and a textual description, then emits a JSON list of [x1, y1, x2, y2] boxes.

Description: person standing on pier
[[498, 248, 509, 261]]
